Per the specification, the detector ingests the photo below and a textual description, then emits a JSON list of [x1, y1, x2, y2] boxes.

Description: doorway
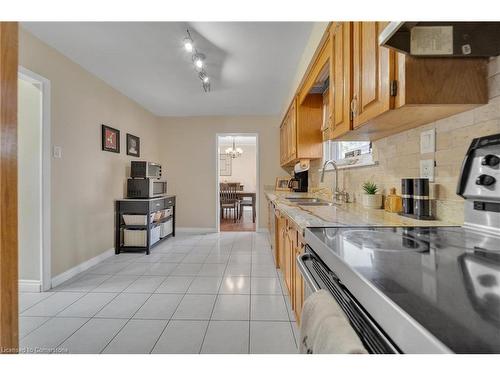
[[18, 67, 51, 292], [216, 134, 258, 232]]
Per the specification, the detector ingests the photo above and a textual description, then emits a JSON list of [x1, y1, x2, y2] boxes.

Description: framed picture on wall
[[219, 154, 232, 176], [275, 177, 291, 191], [126, 133, 140, 157], [101, 124, 120, 153]]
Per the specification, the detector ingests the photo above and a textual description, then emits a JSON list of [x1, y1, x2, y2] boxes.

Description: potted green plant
[[361, 181, 382, 209]]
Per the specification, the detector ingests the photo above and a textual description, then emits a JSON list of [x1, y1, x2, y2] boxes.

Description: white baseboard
[[19, 280, 41, 292], [51, 247, 115, 288], [176, 227, 217, 234]]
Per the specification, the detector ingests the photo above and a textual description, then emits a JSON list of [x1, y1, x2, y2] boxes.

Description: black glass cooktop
[[307, 226, 500, 353]]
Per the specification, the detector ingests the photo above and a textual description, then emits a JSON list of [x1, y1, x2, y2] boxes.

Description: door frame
[[18, 66, 52, 292], [215, 133, 259, 232], [0, 21, 19, 352]]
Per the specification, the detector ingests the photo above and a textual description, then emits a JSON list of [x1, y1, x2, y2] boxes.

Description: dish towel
[[299, 290, 367, 354]]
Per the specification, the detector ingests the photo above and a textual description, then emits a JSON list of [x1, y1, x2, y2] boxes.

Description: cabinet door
[[288, 100, 297, 160], [330, 22, 353, 139], [293, 241, 305, 325], [284, 225, 295, 294], [352, 21, 393, 128], [279, 123, 285, 165], [275, 213, 285, 269]]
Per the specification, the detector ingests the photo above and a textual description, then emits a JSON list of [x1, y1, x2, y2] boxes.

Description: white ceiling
[[22, 22, 314, 116]]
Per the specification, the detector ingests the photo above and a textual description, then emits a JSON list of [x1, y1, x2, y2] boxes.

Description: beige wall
[[310, 56, 500, 225], [219, 143, 257, 193], [159, 116, 282, 230], [18, 78, 42, 281], [19, 29, 162, 277]]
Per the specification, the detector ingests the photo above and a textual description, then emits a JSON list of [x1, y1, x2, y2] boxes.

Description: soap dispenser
[[384, 187, 403, 213]]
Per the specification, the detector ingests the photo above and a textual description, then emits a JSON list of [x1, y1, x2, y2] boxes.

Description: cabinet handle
[[350, 94, 358, 118]]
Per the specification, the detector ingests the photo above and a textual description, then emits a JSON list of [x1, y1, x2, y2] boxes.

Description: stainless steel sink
[[285, 197, 335, 206], [298, 202, 335, 207]]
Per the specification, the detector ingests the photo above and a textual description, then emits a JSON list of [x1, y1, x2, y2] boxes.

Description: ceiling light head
[[193, 53, 205, 70], [183, 36, 193, 52], [198, 71, 209, 83]]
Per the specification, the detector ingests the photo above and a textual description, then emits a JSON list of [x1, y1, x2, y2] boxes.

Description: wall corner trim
[[19, 280, 41, 293], [51, 247, 115, 288]]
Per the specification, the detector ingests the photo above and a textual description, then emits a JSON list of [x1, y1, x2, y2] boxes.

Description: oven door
[[151, 180, 167, 197], [146, 162, 162, 179], [297, 246, 400, 354]]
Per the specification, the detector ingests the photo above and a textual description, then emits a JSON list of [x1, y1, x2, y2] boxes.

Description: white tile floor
[[19, 232, 299, 354]]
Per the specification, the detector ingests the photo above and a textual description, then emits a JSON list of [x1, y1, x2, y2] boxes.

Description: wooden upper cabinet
[[288, 100, 297, 160], [352, 21, 393, 129], [280, 95, 322, 167], [330, 22, 353, 139], [279, 122, 286, 165], [299, 38, 331, 104], [280, 21, 488, 148], [341, 21, 488, 140]]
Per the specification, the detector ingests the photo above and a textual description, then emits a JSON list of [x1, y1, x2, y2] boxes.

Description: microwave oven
[[127, 178, 167, 198], [130, 161, 162, 179]]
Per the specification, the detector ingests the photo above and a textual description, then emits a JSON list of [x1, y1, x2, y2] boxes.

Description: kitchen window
[[322, 140, 376, 170]]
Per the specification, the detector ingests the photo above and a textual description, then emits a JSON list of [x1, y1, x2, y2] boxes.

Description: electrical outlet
[[420, 129, 435, 154], [420, 159, 435, 182]]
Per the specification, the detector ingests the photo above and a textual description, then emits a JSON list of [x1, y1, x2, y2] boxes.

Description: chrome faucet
[[321, 159, 338, 192], [320, 159, 349, 203]]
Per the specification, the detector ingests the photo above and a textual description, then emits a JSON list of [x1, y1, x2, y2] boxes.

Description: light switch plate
[[420, 159, 435, 182], [420, 129, 435, 154], [53, 145, 62, 158]]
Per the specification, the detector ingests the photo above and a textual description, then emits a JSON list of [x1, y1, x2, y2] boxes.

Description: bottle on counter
[[384, 187, 403, 213]]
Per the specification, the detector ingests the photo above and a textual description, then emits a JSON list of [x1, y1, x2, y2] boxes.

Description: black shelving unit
[[115, 195, 176, 255]]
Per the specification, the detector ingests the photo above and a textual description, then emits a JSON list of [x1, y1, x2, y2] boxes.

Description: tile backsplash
[[309, 56, 500, 225]]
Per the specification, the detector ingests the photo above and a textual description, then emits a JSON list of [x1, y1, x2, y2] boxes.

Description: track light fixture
[[183, 28, 211, 92]]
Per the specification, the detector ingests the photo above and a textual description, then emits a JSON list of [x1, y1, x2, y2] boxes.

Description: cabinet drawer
[[118, 200, 149, 213], [164, 196, 175, 207], [149, 199, 165, 211]]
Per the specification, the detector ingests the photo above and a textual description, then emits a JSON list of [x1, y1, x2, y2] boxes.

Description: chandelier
[[225, 137, 243, 159], [183, 28, 211, 92]]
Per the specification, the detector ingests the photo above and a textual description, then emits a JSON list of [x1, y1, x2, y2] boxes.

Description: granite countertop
[[265, 189, 456, 231]]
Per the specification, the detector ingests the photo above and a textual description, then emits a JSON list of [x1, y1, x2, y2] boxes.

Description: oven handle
[[297, 253, 321, 293]]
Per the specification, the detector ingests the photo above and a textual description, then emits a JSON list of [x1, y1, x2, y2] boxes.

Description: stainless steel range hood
[[379, 22, 500, 57]]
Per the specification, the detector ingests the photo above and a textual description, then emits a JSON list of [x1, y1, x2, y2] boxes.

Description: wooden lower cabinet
[[275, 211, 286, 269], [293, 239, 306, 324], [283, 220, 296, 293], [271, 209, 306, 325]]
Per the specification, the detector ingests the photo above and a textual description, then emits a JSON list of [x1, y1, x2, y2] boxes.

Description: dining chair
[[220, 182, 240, 222], [239, 197, 254, 221]]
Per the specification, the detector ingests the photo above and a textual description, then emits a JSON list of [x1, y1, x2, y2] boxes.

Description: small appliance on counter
[[413, 178, 431, 218], [399, 177, 434, 220], [127, 178, 167, 198], [130, 161, 162, 179], [127, 161, 167, 198], [301, 132, 500, 353], [288, 161, 309, 192], [401, 178, 414, 215]]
